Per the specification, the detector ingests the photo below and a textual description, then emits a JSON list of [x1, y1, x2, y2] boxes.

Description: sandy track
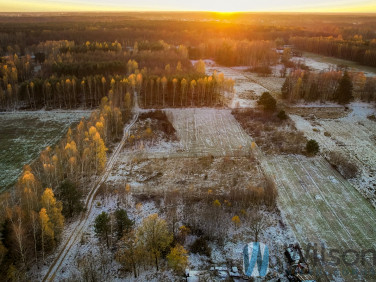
[[42, 106, 139, 282]]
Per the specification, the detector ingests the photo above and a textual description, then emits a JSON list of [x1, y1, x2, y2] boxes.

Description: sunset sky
[[1, 0, 376, 12]]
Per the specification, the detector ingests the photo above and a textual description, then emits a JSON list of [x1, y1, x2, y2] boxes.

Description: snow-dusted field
[[240, 70, 285, 96], [292, 52, 376, 77], [202, 60, 269, 108], [202, 60, 285, 107], [0, 110, 91, 191], [264, 154, 376, 281], [291, 103, 376, 206], [166, 108, 253, 157]]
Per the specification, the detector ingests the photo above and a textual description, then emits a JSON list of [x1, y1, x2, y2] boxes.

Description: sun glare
[[1, 0, 376, 12]]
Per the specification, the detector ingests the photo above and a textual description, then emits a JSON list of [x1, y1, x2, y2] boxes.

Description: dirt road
[[42, 100, 139, 282]]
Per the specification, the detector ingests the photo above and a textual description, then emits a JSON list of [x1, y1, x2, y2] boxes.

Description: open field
[[118, 108, 253, 159], [0, 110, 91, 191], [293, 51, 376, 77], [166, 108, 253, 157], [107, 155, 264, 194], [239, 69, 285, 96], [204, 61, 285, 106], [291, 103, 376, 206], [264, 154, 376, 281], [203, 60, 270, 108], [107, 107, 260, 190]]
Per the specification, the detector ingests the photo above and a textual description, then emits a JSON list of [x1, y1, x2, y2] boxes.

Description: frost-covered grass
[[291, 102, 376, 206], [240, 71, 285, 96], [166, 108, 253, 157], [203, 61, 269, 108], [196, 59, 284, 108], [292, 52, 376, 77], [264, 154, 376, 281], [0, 110, 91, 191]]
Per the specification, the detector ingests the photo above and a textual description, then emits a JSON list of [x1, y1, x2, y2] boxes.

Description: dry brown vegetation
[[286, 106, 349, 119], [232, 108, 307, 154], [138, 110, 177, 137], [112, 156, 263, 193], [126, 110, 177, 149], [326, 151, 359, 179]]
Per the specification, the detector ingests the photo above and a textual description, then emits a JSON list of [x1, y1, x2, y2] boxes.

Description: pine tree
[[59, 180, 83, 218], [94, 212, 111, 247], [114, 209, 133, 239], [336, 71, 353, 104], [257, 92, 276, 112], [281, 77, 291, 100]]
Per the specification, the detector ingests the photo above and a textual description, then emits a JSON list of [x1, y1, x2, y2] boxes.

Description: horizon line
[[1, 10, 376, 14]]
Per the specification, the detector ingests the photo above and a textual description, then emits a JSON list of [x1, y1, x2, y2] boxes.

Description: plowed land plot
[[264, 155, 376, 281], [166, 108, 253, 157], [291, 103, 376, 206]]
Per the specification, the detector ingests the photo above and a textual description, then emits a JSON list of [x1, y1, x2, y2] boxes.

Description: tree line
[[290, 36, 376, 67], [0, 40, 193, 110], [2, 13, 376, 56], [140, 61, 235, 108], [1, 55, 236, 110], [282, 69, 376, 104], [1, 72, 138, 110], [36, 40, 190, 78], [59, 41, 122, 54], [191, 39, 278, 67]]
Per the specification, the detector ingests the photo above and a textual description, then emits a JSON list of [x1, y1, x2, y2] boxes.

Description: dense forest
[[1, 13, 376, 110], [290, 36, 376, 67], [1, 12, 376, 62]]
